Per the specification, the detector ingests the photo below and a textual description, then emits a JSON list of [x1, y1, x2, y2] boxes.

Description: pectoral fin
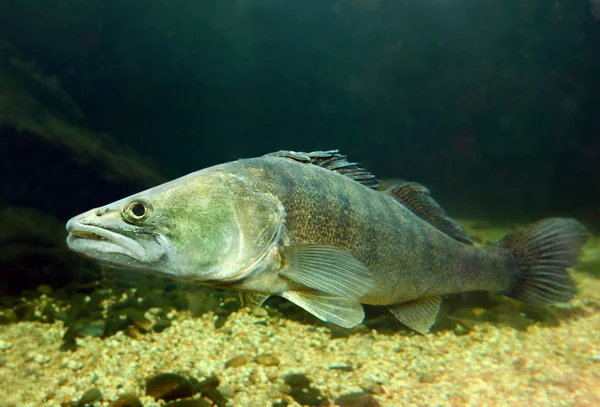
[[279, 244, 374, 298], [239, 292, 270, 309], [388, 296, 442, 334], [282, 290, 366, 328]]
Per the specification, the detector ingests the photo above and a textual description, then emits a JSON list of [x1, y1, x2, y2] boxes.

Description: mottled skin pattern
[[204, 156, 518, 306]]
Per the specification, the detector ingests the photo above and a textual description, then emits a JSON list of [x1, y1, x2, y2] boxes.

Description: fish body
[[66, 150, 588, 333]]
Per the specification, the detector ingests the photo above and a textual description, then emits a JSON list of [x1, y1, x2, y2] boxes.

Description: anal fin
[[282, 290, 366, 328], [388, 296, 442, 334]]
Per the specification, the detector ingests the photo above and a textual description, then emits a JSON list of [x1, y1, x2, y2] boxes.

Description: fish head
[[66, 171, 285, 282]]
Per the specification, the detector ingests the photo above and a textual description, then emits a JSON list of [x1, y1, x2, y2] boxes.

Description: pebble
[[126, 309, 154, 331], [334, 392, 381, 407], [163, 399, 210, 407], [109, 393, 143, 407], [77, 387, 102, 406], [66, 361, 84, 370], [225, 355, 250, 368], [0, 340, 13, 350], [152, 319, 172, 333], [283, 373, 311, 389], [251, 307, 268, 318], [145, 373, 195, 402], [33, 354, 51, 364], [254, 354, 280, 366]]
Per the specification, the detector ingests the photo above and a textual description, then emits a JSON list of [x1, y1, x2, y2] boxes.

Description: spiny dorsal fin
[[265, 150, 379, 189], [388, 182, 473, 245]]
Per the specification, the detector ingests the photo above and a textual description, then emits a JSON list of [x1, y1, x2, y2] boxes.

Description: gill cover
[[162, 172, 284, 282]]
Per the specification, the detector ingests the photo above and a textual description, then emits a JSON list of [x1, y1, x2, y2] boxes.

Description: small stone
[[225, 355, 250, 368], [77, 387, 102, 406], [0, 309, 18, 324], [202, 388, 227, 407], [288, 388, 325, 406], [109, 393, 143, 407], [164, 399, 210, 407], [66, 361, 84, 370], [33, 354, 51, 364], [75, 319, 106, 338], [194, 376, 220, 391], [153, 319, 172, 333], [14, 303, 35, 320], [126, 309, 154, 330], [283, 373, 311, 389], [255, 354, 280, 366], [329, 365, 353, 372], [251, 307, 268, 318], [125, 326, 141, 339], [146, 373, 195, 402], [0, 340, 12, 350], [334, 392, 381, 407]]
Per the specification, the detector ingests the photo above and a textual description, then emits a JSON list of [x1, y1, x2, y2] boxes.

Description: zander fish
[[66, 150, 588, 333]]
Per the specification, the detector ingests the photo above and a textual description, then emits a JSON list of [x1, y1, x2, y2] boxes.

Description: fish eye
[[122, 199, 153, 224]]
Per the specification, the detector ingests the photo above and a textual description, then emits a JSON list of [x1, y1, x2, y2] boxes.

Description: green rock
[[287, 388, 325, 406], [152, 319, 172, 333], [75, 320, 106, 338], [283, 373, 311, 390], [146, 373, 196, 402], [104, 312, 130, 337], [77, 387, 102, 406], [14, 303, 35, 320], [125, 309, 153, 331], [109, 393, 142, 407]]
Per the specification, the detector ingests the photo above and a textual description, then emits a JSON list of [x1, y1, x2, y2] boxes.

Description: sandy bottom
[[1, 229, 599, 407]]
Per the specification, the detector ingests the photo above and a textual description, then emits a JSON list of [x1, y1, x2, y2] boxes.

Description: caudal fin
[[498, 218, 588, 306]]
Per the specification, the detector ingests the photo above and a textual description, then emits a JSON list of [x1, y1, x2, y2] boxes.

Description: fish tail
[[497, 218, 588, 306]]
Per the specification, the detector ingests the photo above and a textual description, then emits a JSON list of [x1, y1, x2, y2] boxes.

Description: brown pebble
[[109, 393, 143, 407], [146, 373, 195, 402], [254, 354, 280, 366], [334, 392, 381, 407], [125, 326, 141, 339], [225, 355, 250, 368], [251, 307, 268, 318]]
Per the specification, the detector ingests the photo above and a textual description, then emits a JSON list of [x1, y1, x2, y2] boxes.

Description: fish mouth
[[69, 230, 110, 241], [66, 218, 149, 263]]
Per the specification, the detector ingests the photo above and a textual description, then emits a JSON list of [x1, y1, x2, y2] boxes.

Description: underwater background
[[1, 1, 599, 406]]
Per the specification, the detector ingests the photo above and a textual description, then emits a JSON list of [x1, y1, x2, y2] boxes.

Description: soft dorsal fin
[[265, 150, 379, 189], [388, 182, 473, 245]]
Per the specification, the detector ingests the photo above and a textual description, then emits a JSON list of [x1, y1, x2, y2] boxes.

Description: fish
[[65, 150, 588, 333]]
